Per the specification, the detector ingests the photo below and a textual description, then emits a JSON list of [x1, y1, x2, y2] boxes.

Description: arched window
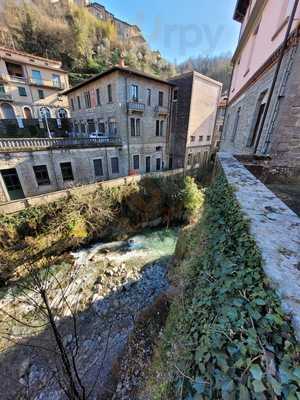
[[1, 103, 16, 119], [23, 107, 32, 120], [58, 108, 68, 119], [40, 107, 51, 119]]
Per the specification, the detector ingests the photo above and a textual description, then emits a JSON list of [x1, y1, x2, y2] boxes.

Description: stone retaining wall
[[217, 153, 300, 339], [0, 168, 184, 214]]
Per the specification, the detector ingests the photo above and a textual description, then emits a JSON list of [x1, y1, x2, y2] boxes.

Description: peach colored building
[[0, 46, 69, 121], [221, 0, 300, 175]]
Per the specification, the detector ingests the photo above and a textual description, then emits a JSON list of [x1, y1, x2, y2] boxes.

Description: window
[[52, 74, 61, 88], [146, 156, 151, 173], [156, 120, 160, 136], [131, 118, 141, 136], [199, 135, 203, 142], [98, 119, 105, 134], [108, 118, 117, 136], [32, 70, 42, 84], [131, 85, 139, 102], [80, 121, 86, 134], [158, 91, 164, 106], [18, 86, 27, 97], [77, 96, 81, 109], [0, 84, 5, 94], [70, 98, 75, 111], [111, 157, 119, 174], [87, 119, 96, 134], [133, 155, 140, 170], [160, 120, 164, 136], [231, 107, 241, 143], [33, 165, 50, 186], [107, 84, 112, 102], [187, 153, 192, 166], [147, 89, 151, 106], [190, 136, 195, 142], [206, 135, 211, 141], [60, 162, 74, 181], [156, 158, 161, 171], [96, 88, 101, 106], [93, 159, 103, 178], [38, 89, 45, 99], [173, 89, 178, 101], [130, 118, 136, 137], [84, 91, 91, 108], [5, 62, 24, 78]]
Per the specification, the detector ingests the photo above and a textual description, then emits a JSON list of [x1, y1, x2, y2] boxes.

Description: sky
[[93, 0, 241, 64]]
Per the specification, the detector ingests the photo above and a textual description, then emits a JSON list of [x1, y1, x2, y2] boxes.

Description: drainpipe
[[125, 76, 130, 175], [254, 0, 299, 154]]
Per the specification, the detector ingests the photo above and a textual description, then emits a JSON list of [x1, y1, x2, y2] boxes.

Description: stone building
[[221, 0, 300, 176], [0, 140, 123, 202], [0, 46, 69, 121], [64, 65, 174, 175], [168, 71, 222, 169]]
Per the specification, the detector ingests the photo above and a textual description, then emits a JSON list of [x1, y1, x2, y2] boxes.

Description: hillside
[[0, 0, 176, 85]]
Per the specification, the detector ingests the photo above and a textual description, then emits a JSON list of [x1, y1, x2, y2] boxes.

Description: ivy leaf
[[250, 365, 263, 380], [221, 380, 235, 400], [252, 379, 266, 393], [293, 368, 300, 380], [239, 385, 250, 400], [268, 376, 282, 395], [193, 377, 205, 394]]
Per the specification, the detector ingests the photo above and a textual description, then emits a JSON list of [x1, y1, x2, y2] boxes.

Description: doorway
[[1, 168, 25, 200], [24, 107, 32, 120]]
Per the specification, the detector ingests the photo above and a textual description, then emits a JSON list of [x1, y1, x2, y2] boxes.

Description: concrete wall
[[0, 168, 184, 215], [217, 152, 300, 339], [169, 71, 222, 169]]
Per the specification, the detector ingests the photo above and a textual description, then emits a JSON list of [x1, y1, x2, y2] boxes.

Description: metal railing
[[154, 105, 169, 115], [0, 137, 122, 150], [29, 78, 65, 89], [127, 102, 145, 112], [0, 93, 13, 101]]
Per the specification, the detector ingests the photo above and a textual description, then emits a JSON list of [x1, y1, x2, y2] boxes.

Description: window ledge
[[271, 16, 289, 42], [243, 69, 250, 77]]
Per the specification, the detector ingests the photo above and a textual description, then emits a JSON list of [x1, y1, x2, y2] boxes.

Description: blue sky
[[94, 0, 240, 63]]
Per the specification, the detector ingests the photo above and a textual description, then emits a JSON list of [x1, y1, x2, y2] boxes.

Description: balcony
[[0, 93, 13, 101], [29, 78, 65, 90], [127, 102, 145, 114], [154, 105, 169, 116], [0, 137, 122, 152]]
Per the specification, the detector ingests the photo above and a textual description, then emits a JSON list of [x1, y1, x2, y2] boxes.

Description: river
[[0, 227, 179, 399]]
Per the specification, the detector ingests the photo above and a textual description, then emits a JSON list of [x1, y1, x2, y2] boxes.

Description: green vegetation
[[145, 174, 300, 399], [1, 0, 175, 84], [0, 174, 202, 283]]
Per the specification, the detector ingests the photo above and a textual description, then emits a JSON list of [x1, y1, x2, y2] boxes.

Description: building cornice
[[232, 0, 268, 63], [228, 25, 300, 107]]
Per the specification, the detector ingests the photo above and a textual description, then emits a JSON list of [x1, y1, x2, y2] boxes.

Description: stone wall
[[217, 153, 300, 339]]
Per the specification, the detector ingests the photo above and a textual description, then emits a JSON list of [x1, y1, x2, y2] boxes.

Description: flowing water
[[0, 227, 179, 400]]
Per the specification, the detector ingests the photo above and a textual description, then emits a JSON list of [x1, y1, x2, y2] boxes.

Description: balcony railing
[[154, 105, 169, 115], [127, 102, 145, 113], [0, 137, 122, 151], [0, 93, 13, 101], [29, 78, 65, 90]]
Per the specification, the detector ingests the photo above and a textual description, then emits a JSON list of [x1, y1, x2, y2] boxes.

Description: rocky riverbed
[[0, 227, 178, 400]]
